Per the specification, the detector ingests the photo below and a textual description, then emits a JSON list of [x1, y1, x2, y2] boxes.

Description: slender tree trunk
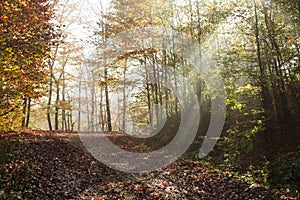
[[21, 98, 27, 127], [47, 45, 59, 131], [25, 98, 31, 128], [105, 67, 112, 132], [70, 111, 74, 131], [62, 108, 66, 130], [77, 71, 82, 131], [94, 84, 98, 131], [85, 83, 90, 130], [188, 0, 194, 37], [55, 83, 59, 130], [62, 72, 66, 131], [91, 80, 95, 131], [157, 59, 163, 122], [172, 54, 178, 117], [67, 110, 71, 131], [144, 58, 153, 127], [99, 87, 105, 130], [152, 53, 160, 126], [162, 42, 170, 117], [195, 0, 203, 111], [47, 71, 53, 131], [122, 60, 127, 132], [77, 94, 81, 131]]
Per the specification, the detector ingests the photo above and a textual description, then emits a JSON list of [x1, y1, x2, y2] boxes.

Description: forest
[[0, 0, 299, 199]]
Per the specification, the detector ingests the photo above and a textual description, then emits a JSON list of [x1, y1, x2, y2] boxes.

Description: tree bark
[[21, 98, 27, 128], [25, 98, 31, 128], [55, 82, 59, 130], [105, 67, 112, 132]]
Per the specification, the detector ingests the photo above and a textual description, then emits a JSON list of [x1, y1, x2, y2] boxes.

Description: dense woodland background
[[0, 0, 299, 198]]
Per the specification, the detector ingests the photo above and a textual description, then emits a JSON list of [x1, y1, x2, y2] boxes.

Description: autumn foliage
[[0, 0, 56, 131]]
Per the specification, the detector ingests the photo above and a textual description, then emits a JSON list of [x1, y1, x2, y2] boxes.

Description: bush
[[268, 148, 300, 193]]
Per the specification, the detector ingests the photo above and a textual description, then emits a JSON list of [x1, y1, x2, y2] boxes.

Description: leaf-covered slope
[[0, 131, 296, 199]]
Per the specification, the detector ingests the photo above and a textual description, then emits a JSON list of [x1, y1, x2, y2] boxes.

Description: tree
[[46, 0, 83, 131], [0, 0, 56, 131]]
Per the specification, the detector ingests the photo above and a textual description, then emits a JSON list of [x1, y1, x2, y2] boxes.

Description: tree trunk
[[21, 98, 27, 128], [55, 82, 59, 130], [105, 67, 112, 132], [85, 82, 90, 130], [122, 60, 127, 133], [47, 45, 59, 131], [25, 98, 31, 128], [172, 54, 178, 117], [99, 87, 105, 130], [77, 72, 82, 131], [144, 58, 153, 128], [91, 80, 95, 131], [152, 53, 160, 126], [195, 0, 203, 112]]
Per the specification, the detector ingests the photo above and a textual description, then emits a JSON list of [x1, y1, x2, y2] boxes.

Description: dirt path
[[0, 131, 296, 199]]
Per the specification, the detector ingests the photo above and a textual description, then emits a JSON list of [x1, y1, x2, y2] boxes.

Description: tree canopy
[[0, 0, 56, 130]]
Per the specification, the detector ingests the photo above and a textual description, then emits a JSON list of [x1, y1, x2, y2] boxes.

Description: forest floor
[[0, 130, 297, 200]]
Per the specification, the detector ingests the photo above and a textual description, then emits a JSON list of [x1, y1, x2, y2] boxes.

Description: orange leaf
[[2, 16, 8, 23], [32, 16, 39, 21]]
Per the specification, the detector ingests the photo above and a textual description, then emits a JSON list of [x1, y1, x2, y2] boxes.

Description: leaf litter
[[0, 131, 296, 199]]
